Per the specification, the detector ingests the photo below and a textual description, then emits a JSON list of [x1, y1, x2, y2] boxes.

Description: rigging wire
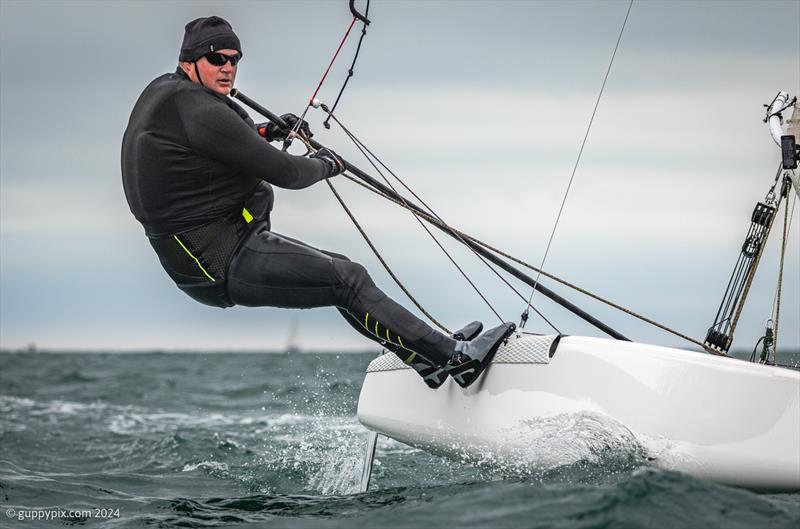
[[283, 1, 536, 332], [326, 112, 562, 333], [521, 0, 634, 329], [726, 187, 784, 346], [331, 118, 506, 326], [283, 2, 369, 150], [324, 1, 370, 129], [283, 0, 768, 352], [340, 170, 718, 352], [325, 178, 452, 334]]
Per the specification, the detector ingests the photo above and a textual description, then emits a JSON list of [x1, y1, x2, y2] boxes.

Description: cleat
[[452, 321, 484, 341], [445, 322, 516, 388]]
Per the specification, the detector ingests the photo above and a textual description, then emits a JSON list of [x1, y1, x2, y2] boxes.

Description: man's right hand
[[311, 147, 346, 177]]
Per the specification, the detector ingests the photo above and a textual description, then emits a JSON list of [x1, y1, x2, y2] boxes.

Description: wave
[[1, 393, 369, 491], [36, 470, 790, 529]]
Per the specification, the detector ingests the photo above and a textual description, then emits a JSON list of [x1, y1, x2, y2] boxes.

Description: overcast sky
[[1, 0, 798, 352]]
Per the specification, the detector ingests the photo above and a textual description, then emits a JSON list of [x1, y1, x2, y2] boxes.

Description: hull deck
[[357, 334, 800, 491]]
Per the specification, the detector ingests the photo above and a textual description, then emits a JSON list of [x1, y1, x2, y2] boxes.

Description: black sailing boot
[[445, 322, 516, 388], [452, 321, 483, 341], [405, 321, 485, 389], [408, 361, 449, 389]]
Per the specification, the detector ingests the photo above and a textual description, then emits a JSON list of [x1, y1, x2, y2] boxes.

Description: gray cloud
[[1, 0, 798, 351]]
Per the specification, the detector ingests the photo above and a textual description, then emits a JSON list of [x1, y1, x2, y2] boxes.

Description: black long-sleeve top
[[121, 69, 329, 238]]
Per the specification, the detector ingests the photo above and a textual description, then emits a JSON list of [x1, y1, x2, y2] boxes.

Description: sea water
[[1, 351, 798, 528]]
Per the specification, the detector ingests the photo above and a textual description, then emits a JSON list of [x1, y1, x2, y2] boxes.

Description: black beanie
[[179, 16, 242, 62]]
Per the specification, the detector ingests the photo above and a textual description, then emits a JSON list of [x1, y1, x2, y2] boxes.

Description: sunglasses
[[203, 52, 241, 67]]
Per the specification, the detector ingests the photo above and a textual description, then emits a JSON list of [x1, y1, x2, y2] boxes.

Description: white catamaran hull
[[357, 334, 800, 491]]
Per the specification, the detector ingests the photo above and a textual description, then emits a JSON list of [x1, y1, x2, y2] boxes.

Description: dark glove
[[311, 147, 345, 177], [257, 113, 313, 143]]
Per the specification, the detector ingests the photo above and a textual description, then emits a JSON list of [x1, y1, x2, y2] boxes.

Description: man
[[121, 16, 514, 389]]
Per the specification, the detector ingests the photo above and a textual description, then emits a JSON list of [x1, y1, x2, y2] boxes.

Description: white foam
[[429, 410, 647, 476], [0, 395, 36, 411], [182, 461, 230, 473]]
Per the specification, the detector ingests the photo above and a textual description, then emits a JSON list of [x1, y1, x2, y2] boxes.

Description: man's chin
[[214, 83, 232, 95]]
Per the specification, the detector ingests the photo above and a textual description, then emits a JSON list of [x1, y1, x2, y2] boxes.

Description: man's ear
[[178, 62, 193, 78]]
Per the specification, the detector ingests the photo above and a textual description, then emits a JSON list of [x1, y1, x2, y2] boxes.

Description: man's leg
[[311, 249, 447, 364], [227, 226, 457, 368]]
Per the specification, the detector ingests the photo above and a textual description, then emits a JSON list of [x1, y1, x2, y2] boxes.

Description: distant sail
[[286, 317, 300, 354]]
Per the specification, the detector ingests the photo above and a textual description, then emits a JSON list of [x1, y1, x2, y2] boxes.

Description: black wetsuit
[[121, 69, 457, 368]]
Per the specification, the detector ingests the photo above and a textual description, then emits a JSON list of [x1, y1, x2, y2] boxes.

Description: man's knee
[[331, 259, 386, 307], [333, 259, 369, 287]]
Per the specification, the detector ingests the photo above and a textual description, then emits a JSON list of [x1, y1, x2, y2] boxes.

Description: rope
[[341, 172, 717, 353], [310, 18, 357, 107], [325, 111, 561, 332], [325, 178, 452, 334], [523, 0, 634, 326], [285, 14, 360, 147], [330, 116, 509, 326], [727, 193, 782, 344], [771, 186, 797, 364], [323, 1, 370, 129]]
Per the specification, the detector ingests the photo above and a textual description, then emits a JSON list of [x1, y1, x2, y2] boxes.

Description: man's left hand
[[311, 147, 346, 177], [257, 113, 313, 143]]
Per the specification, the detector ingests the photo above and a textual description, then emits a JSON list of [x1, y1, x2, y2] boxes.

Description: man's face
[[180, 48, 239, 96]]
